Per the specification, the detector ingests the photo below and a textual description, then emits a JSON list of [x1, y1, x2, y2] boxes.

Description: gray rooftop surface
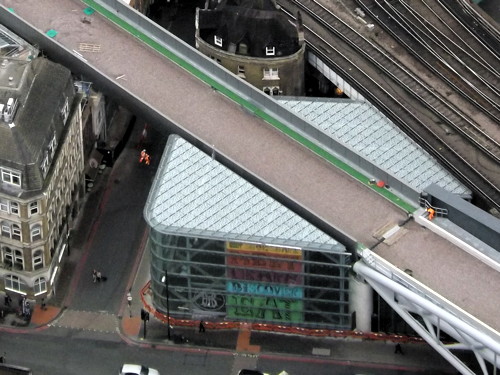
[[6, 0, 499, 333], [145, 135, 345, 252], [277, 97, 471, 197]]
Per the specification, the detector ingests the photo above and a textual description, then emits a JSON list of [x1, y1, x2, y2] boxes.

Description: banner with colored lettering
[[226, 295, 303, 323], [225, 242, 304, 323]]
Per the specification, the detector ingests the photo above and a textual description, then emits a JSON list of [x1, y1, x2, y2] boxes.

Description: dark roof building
[[0, 55, 85, 300], [0, 58, 75, 196], [196, 0, 305, 96]]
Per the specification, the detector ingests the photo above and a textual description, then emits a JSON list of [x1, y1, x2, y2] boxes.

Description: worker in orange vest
[[426, 207, 435, 220], [139, 149, 150, 164]]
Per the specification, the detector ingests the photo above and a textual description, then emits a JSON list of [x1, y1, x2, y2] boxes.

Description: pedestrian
[[96, 271, 102, 282], [395, 343, 404, 355], [139, 149, 151, 165], [4, 294, 10, 306], [127, 291, 132, 307], [199, 321, 205, 333], [24, 301, 30, 317], [41, 298, 46, 310], [92, 269, 97, 283]]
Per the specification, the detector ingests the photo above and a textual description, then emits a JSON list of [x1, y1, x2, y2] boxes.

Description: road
[[0, 330, 445, 375]]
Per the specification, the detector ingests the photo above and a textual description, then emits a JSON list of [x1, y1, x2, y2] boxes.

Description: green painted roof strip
[[81, 0, 416, 213]]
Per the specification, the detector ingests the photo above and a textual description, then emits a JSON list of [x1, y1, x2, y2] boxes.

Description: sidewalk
[[117, 239, 457, 374]]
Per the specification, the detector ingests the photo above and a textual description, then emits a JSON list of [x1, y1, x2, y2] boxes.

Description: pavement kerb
[[134, 280, 427, 345]]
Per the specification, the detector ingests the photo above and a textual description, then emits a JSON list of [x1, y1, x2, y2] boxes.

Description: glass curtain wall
[[149, 230, 351, 329]]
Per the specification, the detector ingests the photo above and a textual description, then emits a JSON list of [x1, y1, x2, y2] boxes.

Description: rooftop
[[144, 135, 346, 253]]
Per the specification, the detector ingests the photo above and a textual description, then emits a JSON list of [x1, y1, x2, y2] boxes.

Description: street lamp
[[161, 270, 171, 340]]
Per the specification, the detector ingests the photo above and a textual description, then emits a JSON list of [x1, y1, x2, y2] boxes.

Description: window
[[214, 35, 223, 47], [29, 201, 39, 216], [13, 248, 23, 270], [1, 223, 11, 238], [33, 249, 44, 270], [265, 46, 275, 56], [1, 168, 21, 186], [237, 65, 246, 78], [11, 224, 21, 241], [0, 199, 7, 212], [0, 199, 19, 215], [41, 153, 50, 177], [31, 224, 42, 242], [48, 134, 57, 159], [5, 274, 24, 292], [263, 68, 279, 80], [61, 97, 69, 123], [2, 246, 12, 267], [34, 277, 47, 295], [10, 202, 19, 215], [263, 86, 281, 96], [238, 43, 248, 55]]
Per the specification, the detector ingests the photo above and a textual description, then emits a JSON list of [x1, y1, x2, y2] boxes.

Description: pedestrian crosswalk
[[49, 309, 119, 334]]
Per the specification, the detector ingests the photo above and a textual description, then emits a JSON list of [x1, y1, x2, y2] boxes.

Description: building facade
[[0, 56, 84, 299], [195, 0, 306, 96], [144, 135, 352, 329]]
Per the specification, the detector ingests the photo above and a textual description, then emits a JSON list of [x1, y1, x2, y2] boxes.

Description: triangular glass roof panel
[[144, 135, 346, 253]]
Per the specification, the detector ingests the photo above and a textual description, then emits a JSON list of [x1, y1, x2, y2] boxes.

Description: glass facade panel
[[149, 232, 351, 329]]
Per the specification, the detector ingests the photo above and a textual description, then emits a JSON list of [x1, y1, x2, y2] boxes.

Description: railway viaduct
[[0, 0, 499, 373]]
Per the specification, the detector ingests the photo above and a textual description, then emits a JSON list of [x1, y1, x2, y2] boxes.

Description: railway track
[[277, 0, 500, 209], [355, 0, 500, 138], [359, 0, 500, 117], [438, 0, 500, 59]]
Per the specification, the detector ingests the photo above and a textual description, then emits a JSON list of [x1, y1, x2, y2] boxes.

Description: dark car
[[238, 369, 266, 375]]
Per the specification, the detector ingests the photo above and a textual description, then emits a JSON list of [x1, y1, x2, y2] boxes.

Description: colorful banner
[[226, 242, 302, 258], [227, 268, 303, 285], [226, 280, 303, 298], [226, 295, 303, 323], [226, 255, 302, 272]]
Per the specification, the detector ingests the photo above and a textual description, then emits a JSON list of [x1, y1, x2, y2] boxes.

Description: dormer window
[[238, 43, 248, 55], [41, 153, 50, 177], [1, 168, 21, 186], [61, 96, 69, 123], [48, 134, 57, 159], [214, 35, 223, 47], [265, 46, 275, 56]]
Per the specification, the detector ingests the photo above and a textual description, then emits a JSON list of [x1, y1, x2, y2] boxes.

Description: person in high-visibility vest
[[426, 207, 435, 220], [139, 149, 150, 164]]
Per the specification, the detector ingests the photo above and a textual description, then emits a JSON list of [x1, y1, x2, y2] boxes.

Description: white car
[[119, 364, 160, 375]]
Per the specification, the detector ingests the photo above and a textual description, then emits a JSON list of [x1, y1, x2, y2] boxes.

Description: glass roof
[[144, 135, 346, 253], [277, 97, 470, 196]]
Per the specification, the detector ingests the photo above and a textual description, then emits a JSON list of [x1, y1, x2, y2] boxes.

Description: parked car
[[119, 364, 160, 375], [238, 369, 267, 375]]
